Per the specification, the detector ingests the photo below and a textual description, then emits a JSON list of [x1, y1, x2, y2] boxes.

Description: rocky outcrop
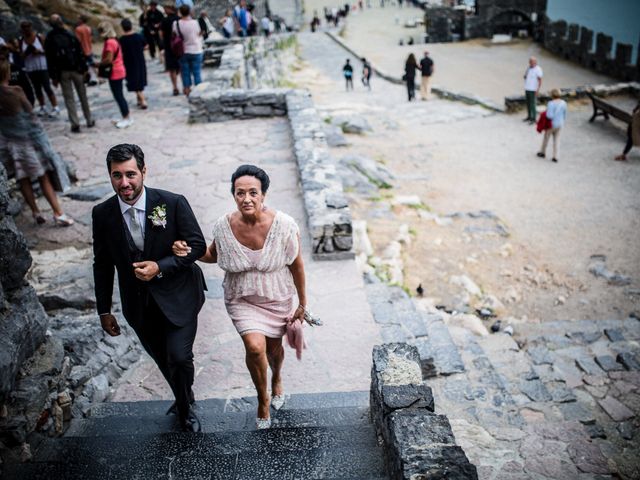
[[0, 164, 48, 403]]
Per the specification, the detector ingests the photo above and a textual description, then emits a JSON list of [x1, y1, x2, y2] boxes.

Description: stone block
[[594, 355, 624, 372], [617, 352, 640, 371], [597, 395, 634, 421], [243, 105, 275, 117], [604, 328, 625, 342]]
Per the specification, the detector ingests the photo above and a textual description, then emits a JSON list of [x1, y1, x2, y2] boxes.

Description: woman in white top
[[19, 21, 59, 116], [172, 165, 308, 430], [173, 4, 203, 96]]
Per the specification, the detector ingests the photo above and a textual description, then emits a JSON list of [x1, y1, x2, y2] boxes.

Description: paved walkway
[[24, 58, 382, 402], [300, 2, 617, 105]]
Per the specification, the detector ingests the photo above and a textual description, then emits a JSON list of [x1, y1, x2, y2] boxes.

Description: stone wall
[[544, 19, 640, 82], [504, 81, 640, 112], [189, 87, 289, 122], [370, 343, 478, 479], [286, 91, 354, 259]]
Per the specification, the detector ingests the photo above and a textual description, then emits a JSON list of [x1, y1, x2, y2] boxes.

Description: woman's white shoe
[[271, 394, 285, 411], [256, 417, 271, 429]]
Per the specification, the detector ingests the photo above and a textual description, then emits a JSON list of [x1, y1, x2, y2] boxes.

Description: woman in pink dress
[[173, 165, 308, 429]]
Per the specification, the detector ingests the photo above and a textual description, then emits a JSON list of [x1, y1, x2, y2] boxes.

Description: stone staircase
[[2, 392, 388, 479], [365, 279, 640, 479]]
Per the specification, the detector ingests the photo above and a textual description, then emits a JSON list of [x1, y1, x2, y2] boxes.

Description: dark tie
[[128, 207, 144, 251]]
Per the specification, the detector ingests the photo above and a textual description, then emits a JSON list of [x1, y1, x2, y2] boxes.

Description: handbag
[[170, 20, 184, 58], [98, 43, 119, 79]]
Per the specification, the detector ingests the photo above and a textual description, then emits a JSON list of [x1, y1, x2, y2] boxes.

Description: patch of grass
[[407, 202, 431, 211], [277, 79, 299, 88], [324, 116, 332, 124], [408, 227, 417, 237]]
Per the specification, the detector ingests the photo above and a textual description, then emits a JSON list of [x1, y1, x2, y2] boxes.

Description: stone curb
[[324, 31, 504, 112], [370, 343, 478, 480]]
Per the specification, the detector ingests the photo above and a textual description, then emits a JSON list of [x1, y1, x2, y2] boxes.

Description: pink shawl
[[286, 318, 306, 360]]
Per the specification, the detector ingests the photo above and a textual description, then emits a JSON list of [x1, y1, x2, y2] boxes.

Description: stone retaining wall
[[370, 343, 478, 480], [286, 91, 354, 259], [504, 81, 640, 113], [189, 87, 290, 123]]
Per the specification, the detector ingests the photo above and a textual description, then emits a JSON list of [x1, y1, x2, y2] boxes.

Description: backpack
[[51, 31, 85, 72], [171, 20, 184, 58]]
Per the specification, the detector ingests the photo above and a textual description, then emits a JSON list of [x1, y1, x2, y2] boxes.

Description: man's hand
[[133, 261, 160, 281], [100, 314, 121, 336]]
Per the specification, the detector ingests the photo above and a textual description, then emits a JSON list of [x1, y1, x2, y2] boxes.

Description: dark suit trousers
[[132, 295, 197, 419]]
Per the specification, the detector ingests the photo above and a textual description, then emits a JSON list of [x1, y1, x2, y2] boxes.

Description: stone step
[[89, 390, 369, 418], [66, 406, 372, 437], [410, 313, 466, 377], [3, 426, 387, 480]]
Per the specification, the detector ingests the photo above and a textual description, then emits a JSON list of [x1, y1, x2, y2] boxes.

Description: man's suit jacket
[[92, 187, 207, 327]]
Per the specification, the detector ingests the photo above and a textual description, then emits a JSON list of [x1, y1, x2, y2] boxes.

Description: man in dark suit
[[92, 143, 206, 432]]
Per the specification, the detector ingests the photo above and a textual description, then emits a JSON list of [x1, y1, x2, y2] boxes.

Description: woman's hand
[[172, 240, 191, 257], [290, 304, 305, 324]]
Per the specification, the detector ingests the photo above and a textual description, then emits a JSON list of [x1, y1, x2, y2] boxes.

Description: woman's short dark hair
[[179, 4, 191, 16], [121, 18, 133, 32], [106, 143, 145, 172], [231, 165, 270, 194]]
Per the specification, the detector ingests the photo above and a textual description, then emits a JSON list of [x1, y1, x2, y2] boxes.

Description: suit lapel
[[107, 195, 132, 264], [143, 187, 158, 255]]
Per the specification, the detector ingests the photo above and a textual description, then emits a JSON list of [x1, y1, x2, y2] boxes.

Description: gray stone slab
[[597, 396, 635, 421], [604, 328, 625, 342], [617, 421, 634, 440], [594, 355, 624, 372], [519, 379, 553, 402], [549, 384, 578, 403], [559, 402, 596, 424], [575, 356, 605, 375], [616, 352, 640, 371], [528, 345, 554, 365]]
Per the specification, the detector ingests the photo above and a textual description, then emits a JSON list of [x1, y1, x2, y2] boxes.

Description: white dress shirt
[[118, 187, 146, 240]]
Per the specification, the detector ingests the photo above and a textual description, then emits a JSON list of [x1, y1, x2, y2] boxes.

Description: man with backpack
[[45, 14, 94, 133]]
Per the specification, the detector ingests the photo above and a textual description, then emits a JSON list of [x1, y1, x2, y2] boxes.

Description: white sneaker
[[49, 106, 61, 117], [37, 106, 47, 117], [115, 118, 133, 129]]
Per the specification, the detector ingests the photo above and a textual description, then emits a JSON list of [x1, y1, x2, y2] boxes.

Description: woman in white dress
[[173, 165, 307, 429]]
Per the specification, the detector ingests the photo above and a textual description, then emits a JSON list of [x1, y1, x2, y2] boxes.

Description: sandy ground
[[301, 3, 618, 105], [291, 28, 640, 324]]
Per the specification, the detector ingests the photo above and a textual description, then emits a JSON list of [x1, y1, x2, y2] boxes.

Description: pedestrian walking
[[615, 101, 640, 161], [523, 56, 542, 123], [0, 60, 74, 226], [74, 15, 98, 85], [119, 19, 148, 110], [44, 14, 94, 133], [139, 1, 165, 60], [343, 59, 353, 91], [174, 4, 204, 96], [233, 0, 250, 37], [361, 57, 372, 90], [536, 89, 566, 163], [419, 50, 433, 100], [18, 21, 60, 116], [160, 4, 181, 96], [404, 53, 418, 101], [98, 21, 132, 129]]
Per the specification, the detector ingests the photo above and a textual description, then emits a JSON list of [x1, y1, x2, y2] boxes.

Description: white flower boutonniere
[[148, 204, 167, 229]]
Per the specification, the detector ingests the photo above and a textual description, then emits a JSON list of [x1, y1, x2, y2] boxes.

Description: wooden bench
[[587, 92, 633, 124]]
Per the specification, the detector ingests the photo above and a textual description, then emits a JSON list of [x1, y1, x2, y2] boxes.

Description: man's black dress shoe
[[178, 408, 202, 432]]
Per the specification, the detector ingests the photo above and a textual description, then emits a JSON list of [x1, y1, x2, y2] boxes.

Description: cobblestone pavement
[[23, 58, 382, 403], [292, 29, 640, 479]]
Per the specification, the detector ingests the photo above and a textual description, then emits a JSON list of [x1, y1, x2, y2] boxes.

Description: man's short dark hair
[[231, 165, 270, 194], [179, 4, 191, 16], [121, 18, 133, 32], [106, 144, 145, 172]]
